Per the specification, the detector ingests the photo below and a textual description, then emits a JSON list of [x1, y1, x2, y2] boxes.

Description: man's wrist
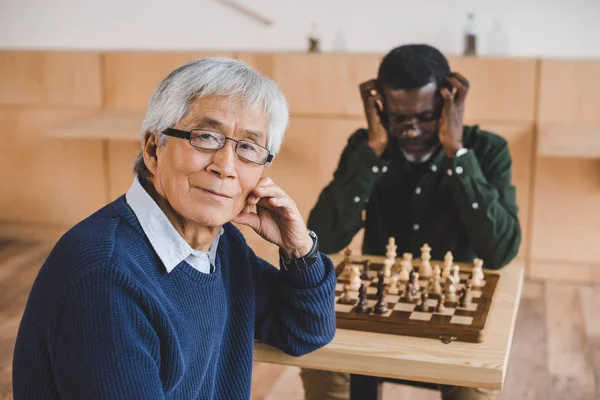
[[280, 237, 313, 260], [367, 139, 386, 158], [279, 230, 320, 271], [444, 142, 464, 158]]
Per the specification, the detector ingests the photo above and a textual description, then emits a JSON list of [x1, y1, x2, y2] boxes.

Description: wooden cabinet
[[0, 108, 106, 226], [0, 51, 102, 107], [104, 52, 236, 110]]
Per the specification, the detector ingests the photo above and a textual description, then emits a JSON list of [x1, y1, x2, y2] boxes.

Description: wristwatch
[[279, 230, 320, 271]]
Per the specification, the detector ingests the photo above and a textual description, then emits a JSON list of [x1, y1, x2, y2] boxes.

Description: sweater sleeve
[[251, 246, 337, 357], [49, 269, 165, 400], [307, 129, 389, 253]]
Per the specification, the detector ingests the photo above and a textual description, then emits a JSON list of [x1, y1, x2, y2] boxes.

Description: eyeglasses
[[385, 102, 443, 137], [162, 128, 273, 165]]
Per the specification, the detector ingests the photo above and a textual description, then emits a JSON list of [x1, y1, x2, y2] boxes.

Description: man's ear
[[142, 132, 160, 176]]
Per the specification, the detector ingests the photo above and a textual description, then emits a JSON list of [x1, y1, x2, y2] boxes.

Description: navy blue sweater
[[13, 196, 337, 399]]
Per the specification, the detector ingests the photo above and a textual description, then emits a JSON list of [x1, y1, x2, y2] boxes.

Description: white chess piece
[[442, 251, 453, 279], [413, 272, 421, 291], [446, 277, 458, 302], [450, 264, 461, 285], [387, 275, 400, 295], [398, 253, 413, 282], [418, 243, 433, 278], [349, 265, 362, 291], [383, 237, 397, 278], [428, 265, 443, 295], [471, 258, 485, 286]]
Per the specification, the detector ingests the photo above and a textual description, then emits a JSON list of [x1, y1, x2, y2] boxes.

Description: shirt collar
[[125, 177, 223, 273]]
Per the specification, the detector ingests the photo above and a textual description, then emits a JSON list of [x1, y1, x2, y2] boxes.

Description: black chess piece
[[374, 273, 388, 314], [409, 268, 417, 283], [435, 293, 446, 313], [360, 261, 370, 280], [459, 281, 473, 307], [355, 284, 369, 313], [417, 292, 429, 312]]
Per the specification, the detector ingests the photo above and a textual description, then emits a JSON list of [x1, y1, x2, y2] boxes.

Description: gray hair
[[133, 57, 289, 180]]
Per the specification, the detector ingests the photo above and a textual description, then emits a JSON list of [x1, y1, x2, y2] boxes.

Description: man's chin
[[401, 148, 436, 164]]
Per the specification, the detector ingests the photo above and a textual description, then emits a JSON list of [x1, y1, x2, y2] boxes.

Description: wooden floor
[[1, 241, 598, 400]]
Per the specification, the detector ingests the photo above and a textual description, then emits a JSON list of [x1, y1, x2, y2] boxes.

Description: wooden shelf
[[45, 110, 143, 141], [537, 123, 600, 158]]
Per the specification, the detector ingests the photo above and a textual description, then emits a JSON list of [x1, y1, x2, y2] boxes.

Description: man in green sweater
[[301, 44, 521, 399]]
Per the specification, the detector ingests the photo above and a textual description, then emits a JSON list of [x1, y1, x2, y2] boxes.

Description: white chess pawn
[[418, 243, 433, 278], [450, 264, 461, 285], [349, 265, 362, 291], [398, 260, 411, 282], [428, 265, 443, 295], [446, 278, 458, 302], [387, 274, 400, 295], [383, 238, 397, 278], [471, 258, 485, 286], [442, 251, 453, 279], [413, 272, 421, 291]]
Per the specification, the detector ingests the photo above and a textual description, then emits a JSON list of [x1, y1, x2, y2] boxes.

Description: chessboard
[[334, 241, 500, 344]]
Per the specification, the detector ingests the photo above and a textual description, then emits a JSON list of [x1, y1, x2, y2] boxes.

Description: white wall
[[1, 0, 599, 58]]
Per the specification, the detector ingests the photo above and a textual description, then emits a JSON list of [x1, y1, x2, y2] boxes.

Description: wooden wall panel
[[448, 57, 537, 123], [270, 53, 382, 117], [0, 51, 102, 107], [476, 123, 535, 262], [104, 52, 235, 110], [267, 117, 364, 219], [530, 157, 600, 274], [0, 108, 106, 226], [235, 53, 275, 78], [538, 60, 600, 124], [108, 141, 140, 201]]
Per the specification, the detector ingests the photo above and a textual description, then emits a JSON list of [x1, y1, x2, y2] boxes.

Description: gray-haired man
[[13, 58, 337, 399]]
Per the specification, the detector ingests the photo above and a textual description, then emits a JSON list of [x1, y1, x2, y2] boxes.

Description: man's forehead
[[384, 82, 438, 113], [183, 96, 268, 137]]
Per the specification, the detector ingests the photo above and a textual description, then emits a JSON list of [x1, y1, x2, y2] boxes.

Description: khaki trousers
[[300, 369, 500, 400]]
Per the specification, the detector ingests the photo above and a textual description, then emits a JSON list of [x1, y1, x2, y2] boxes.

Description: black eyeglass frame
[[162, 127, 274, 165]]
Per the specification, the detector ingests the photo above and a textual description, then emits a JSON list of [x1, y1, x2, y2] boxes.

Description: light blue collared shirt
[[125, 177, 222, 274]]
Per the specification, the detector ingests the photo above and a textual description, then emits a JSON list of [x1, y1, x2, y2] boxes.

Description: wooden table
[[254, 252, 524, 392]]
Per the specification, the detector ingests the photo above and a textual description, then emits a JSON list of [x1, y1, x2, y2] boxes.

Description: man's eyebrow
[[243, 129, 266, 142], [192, 117, 266, 143]]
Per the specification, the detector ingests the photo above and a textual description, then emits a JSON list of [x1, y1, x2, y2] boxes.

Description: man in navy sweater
[[13, 58, 337, 399]]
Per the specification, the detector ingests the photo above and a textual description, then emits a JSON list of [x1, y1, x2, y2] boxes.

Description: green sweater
[[307, 125, 521, 270]]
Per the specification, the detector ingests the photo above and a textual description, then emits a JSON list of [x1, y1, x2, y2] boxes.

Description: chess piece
[[459, 281, 473, 307], [408, 269, 421, 291], [450, 264, 461, 285], [374, 273, 389, 314], [442, 251, 453, 279], [435, 294, 446, 313], [445, 277, 458, 302], [342, 248, 353, 279], [418, 243, 433, 278], [428, 265, 443, 295], [349, 265, 362, 291], [339, 284, 354, 304], [398, 253, 413, 282], [355, 284, 369, 313], [383, 237, 397, 278], [471, 258, 485, 286], [416, 292, 430, 312], [361, 261, 370, 280], [405, 281, 419, 301], [387, 274, 400, 295]]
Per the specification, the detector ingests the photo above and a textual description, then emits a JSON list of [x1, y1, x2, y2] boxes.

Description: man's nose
[[208, 140, 237, 178]]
